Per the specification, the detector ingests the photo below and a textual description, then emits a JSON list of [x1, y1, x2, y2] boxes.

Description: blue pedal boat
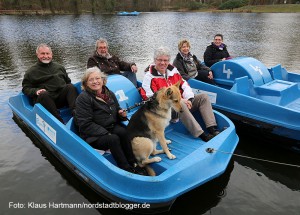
[[189, 57, 300, 150], [117, 11, 140, 16], [8, 75, 238, 213]]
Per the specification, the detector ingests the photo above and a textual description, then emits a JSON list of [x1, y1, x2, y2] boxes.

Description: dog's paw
[[153, 157, 162, 162], [166, 140, 172, 144], [167, 153, 176, 160]]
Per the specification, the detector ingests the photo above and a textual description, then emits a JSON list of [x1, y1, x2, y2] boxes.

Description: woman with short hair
[[75, 67, 145, 175], [173, 39, 216, 85]]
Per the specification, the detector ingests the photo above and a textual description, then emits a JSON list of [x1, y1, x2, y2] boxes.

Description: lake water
[[0, 12, 300, 215]]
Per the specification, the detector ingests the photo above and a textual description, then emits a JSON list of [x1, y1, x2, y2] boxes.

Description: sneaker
[[207, 126, 220, 136], [199, 133, 214, 142], [133, 166, 148, 176], [130, 163, 148, 176]]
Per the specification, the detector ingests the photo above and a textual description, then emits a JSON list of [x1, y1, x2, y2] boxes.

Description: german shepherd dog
[[126, 82, 182, 176]]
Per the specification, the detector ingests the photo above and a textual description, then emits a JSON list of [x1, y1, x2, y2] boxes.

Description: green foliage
[[104, 0, 115, 12], [188, 2, 210, 10], [219, 0, 248, 10]]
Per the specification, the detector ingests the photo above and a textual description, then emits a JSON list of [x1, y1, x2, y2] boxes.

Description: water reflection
[[1, 12, 300, 214], [1, 13, 299, 89]]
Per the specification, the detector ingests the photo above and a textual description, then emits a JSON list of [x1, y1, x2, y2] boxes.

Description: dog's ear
[[165, 88, 173, 97], [174, 81, 181, 88]]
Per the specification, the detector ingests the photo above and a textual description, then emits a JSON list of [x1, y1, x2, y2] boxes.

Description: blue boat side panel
[[211, 57, 273, 86]]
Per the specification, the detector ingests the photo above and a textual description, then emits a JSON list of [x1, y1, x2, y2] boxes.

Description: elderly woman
[[141, 47, 220, 142], [75, 67, 145, 175], [204, 34, 231, 67], [173, 39, 216, 85]]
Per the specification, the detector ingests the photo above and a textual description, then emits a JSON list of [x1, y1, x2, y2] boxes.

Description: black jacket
[[75, 87, 125, 143], [204, 43, 230, 67], [173, 53, 210, 81], [87, 52, 134, 75], [22, 61, 71, 99]]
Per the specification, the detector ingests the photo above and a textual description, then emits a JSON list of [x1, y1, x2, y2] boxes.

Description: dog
[[126, 82, 182, 176]]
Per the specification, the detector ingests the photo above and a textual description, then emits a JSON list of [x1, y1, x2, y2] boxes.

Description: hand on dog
[[118, 109, 127, 118]]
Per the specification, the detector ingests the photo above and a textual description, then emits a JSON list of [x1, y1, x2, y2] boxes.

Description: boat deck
[[66, 117, 204, 175], [231, 76, 300, 108], [286, 98, 300, 111]]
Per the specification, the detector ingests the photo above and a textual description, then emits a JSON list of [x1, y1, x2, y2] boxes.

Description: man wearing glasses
[[87, 38, 138, 87], [140, 46, 220, 142]]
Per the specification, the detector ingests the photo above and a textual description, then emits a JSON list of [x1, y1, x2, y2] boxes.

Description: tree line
[[0, 0, 298, 14]]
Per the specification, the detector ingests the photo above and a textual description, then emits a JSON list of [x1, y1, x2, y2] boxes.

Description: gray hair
[[95, 38, 109, 51], [154, 46, 171, 61], [36, 43, 52, 54], [81, 67, 107, 90]]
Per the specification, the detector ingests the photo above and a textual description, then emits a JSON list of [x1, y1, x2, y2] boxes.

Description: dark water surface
[[0, 12, 300, 215]]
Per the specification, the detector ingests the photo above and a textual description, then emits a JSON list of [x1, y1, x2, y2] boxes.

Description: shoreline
[[0, 4, 300, 15]]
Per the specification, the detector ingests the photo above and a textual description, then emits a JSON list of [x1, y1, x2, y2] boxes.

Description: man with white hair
[[22, 43, 78, 123], [141, 46, 220, 142], [87, 38, 138, 87]]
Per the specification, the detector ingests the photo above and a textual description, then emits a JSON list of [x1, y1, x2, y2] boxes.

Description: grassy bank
[[216, 4, 300, 13]]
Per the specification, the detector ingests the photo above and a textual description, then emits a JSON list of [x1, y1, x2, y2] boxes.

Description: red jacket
[[140, 64, 194, 100]]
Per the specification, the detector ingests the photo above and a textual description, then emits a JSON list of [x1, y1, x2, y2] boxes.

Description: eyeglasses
[[155, 58, 169, 63], [97, 46, 108, 50], [88, 77, 104, 83]]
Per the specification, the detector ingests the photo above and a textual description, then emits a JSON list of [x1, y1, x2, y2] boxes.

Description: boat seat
[[106, 75, 142, 111], [106, 74, 143, 124], [269, 64, 283, 80], [255, 80, 299, 105], [231, 76, 251, 95], [214, 78, 235, 88], [65, 117, 78, 134], [21, 93, 34, 110], [65, 117, 112, 157]]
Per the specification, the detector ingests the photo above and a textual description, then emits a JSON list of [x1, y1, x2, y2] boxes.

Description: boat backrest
[[231, 76, 251, 95], [106, 74, 142, 111], [269, 64, 292, 82], [21, 93, 34, 108], [65, 117, 78, 133], [211, 57, 273, 87], [73, 74, 141, 115]]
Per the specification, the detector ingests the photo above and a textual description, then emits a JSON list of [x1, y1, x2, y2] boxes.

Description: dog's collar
[[148, 108, 169, 119]]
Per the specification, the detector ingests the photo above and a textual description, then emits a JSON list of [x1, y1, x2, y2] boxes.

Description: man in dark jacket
[[87, 38, 138, 87], [204, 34, 231, 67], [22, 44, 78, 123]]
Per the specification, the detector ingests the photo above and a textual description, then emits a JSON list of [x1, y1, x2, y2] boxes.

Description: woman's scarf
[[96, 87, 111, 103], [213, 42, 225, 50], [180, 52, 197, 76], [180, 51, 194, 63]]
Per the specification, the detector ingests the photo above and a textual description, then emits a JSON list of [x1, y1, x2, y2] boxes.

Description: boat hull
[[189, 57, 300, 150], [9, 75, 239, 212]]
